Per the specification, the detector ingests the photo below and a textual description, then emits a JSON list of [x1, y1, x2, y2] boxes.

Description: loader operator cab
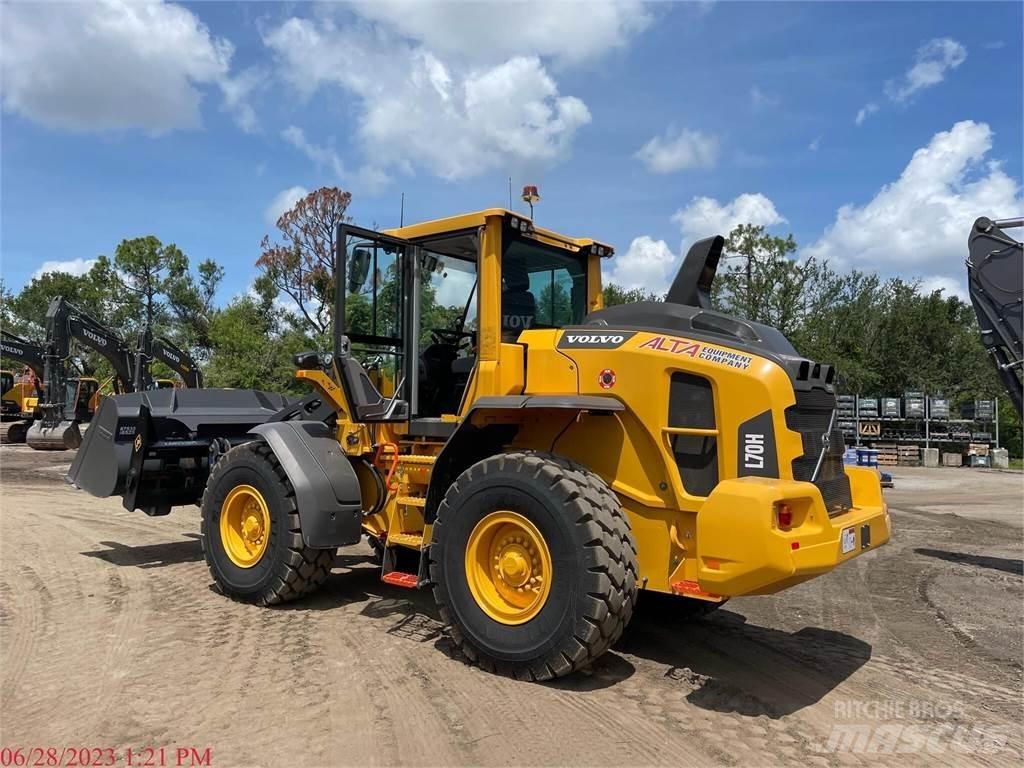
[[334, 211, 598, 427]]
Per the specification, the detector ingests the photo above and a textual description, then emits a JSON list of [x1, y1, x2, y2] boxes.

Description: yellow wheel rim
[[465, 511, 552, 625], [220, 484, 271, 568]]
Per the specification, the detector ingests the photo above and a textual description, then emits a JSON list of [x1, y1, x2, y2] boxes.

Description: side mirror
[[348, 247, 372, 293]]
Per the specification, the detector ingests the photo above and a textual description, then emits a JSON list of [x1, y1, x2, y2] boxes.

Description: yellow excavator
[[69, 209, 890, 680]]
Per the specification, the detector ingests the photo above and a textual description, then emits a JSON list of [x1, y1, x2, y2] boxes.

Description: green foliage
[[603, 284, 663, 306]]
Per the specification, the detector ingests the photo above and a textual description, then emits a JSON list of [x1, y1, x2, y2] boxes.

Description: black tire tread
[[200, 441, 334, 605], [430, 450, 639, 681]]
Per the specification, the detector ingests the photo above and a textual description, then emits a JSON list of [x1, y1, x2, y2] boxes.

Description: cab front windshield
[[501, 238, 587, 336]]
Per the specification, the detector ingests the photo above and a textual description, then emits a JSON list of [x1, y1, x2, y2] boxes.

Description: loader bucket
[[66, 388, 295, 513]]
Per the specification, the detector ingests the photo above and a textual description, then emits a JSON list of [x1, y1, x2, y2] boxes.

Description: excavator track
[[26, 421, 77, 451], [0, 420, 30, 444]]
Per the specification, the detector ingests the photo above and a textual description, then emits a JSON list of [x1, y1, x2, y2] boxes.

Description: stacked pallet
[[897, 445, 920, 466], [875, 444, 899, 466]]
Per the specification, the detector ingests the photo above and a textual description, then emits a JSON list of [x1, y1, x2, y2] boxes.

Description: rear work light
[[776, 503, 793, 529]]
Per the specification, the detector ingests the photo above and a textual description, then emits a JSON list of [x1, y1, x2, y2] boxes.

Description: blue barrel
[[867, 449, 879, 467], [856, 448, 869, 466]]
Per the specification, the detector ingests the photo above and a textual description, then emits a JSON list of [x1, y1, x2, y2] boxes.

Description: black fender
[[249, 421, 363, 548], [423, 395, 624, 523]]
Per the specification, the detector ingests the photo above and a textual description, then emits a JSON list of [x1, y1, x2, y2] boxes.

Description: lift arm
[[967, 216, 1023, 416], [46, 297, 136, 395]]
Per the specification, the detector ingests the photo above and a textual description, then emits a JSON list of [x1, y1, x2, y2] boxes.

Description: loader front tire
[[430, 451, 638, 681], [201, 441, 334, 605]]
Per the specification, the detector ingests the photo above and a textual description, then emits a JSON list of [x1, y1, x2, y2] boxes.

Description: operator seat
[[502, 260, 536, 340]]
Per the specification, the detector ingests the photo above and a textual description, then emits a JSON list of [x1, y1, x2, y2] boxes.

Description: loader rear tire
[[430, 451, 638, 681], [201, 441, 335, 605]]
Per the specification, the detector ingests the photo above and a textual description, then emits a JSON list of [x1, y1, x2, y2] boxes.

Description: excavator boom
[[967, 216, 1023, 416]]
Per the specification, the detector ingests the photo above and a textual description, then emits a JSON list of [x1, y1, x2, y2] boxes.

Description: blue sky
[[2, 1, 1021, 303]]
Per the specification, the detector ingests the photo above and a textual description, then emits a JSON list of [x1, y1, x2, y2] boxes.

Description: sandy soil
[[1, 446, 1021, 767]]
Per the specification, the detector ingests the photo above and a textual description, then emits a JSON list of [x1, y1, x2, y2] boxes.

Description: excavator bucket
[[26, 420, 78, 450], [67, 388, 294, 515]]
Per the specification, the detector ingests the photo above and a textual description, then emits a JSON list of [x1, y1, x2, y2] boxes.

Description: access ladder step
[[396, 495, 426, 508], [387, 532, 425, 549], [382, 571, 419, 589], [396, 454, 437, 466]]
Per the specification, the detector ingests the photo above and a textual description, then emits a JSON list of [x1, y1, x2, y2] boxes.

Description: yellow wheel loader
[[68, 209, 890, 680]]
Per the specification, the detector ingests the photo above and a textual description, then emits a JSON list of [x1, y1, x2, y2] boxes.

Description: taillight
[[777, 503, 793, 529]]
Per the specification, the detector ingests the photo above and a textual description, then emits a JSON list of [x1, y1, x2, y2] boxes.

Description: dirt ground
[[1, 447, 1021, 767]]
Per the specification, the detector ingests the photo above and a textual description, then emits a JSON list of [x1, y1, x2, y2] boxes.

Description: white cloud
[[636, 128, 719, 173], [350, 0, 651, 66], [672, 193, 786, 246], [263, 5, 631, 183], [282, 127, 346, 178], [607, 193, 788, 295], [32, 258, 97, 280], [264, 186, 309, 226], [809, 136, 822, 152], [885, 37, 967, 103], [855, 103, 879, 126], [0, 0, 254, 134], [919, 275, 968, 301], [603, 236, 676, 293], [750, 86, 780, 110], [804, 121, 1022, 290]]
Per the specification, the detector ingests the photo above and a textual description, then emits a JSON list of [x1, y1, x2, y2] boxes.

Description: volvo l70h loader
[[68, 209, 890, 680]]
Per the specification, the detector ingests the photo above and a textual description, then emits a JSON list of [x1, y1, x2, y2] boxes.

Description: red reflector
[[777, 503, 793, 528], [791, 541, 800, 550]]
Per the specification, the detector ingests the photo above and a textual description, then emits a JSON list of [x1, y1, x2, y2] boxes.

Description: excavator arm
[[134, 326, 203, 389], [0, 330, 46, 390], [45, 296, 136, 399], [967, 217, 1023, 416], [46, 296, 137, 395]]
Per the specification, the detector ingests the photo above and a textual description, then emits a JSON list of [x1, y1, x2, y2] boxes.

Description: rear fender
[[423, 395, 625, 523], [249, 421, 364, 548]]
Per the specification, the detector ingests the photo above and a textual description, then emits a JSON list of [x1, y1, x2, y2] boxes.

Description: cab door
[[336, 224, 420, 421]]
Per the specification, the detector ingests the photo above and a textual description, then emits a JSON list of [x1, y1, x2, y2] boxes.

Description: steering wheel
[[430, 328, 474, 346]]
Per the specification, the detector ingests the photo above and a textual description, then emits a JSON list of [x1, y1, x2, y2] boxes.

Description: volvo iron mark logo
[[557, 331, 636, 350]]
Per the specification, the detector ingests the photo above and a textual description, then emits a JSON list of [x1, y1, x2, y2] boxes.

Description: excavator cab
[[1, 370, 15, 417]]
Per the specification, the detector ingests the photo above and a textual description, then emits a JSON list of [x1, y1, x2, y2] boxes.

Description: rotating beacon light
[[521, 185, 540, 219]]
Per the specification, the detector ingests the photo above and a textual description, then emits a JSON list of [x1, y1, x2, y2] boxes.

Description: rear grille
[[667, 372, 718, 497], [785, 388, 852, 516]]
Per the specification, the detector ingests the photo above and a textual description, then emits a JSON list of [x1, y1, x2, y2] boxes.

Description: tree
[[205, 275, 313, 393], [111, 236, 190, 330], [257, 187, 352, 335], [166, 258, 224, 353], [602, 284, 663, 306], [716, 224, 806, 334]]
